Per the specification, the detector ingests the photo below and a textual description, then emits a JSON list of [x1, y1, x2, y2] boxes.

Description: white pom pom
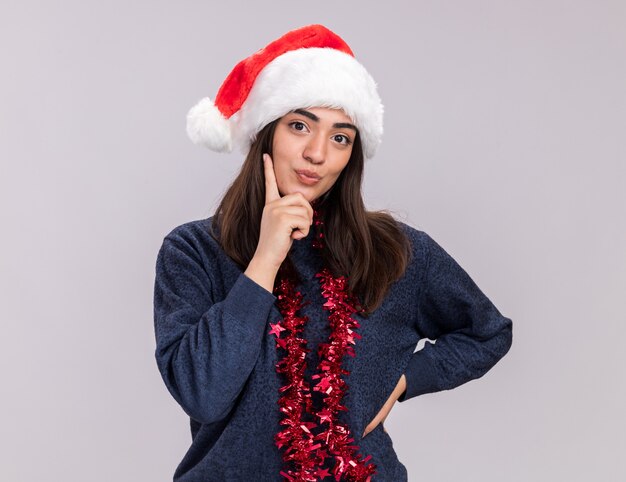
[[186, 97, 233, 152]]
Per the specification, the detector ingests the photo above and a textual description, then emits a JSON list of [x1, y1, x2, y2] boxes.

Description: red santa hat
[[186, 24, 384, 160]]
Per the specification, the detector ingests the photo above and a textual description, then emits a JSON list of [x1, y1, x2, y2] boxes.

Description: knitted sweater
[[153, 215, 513, 481]]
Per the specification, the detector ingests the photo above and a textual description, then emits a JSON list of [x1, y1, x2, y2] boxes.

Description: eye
[[333, 134, 353, 146], [288, 121, 309, 132]]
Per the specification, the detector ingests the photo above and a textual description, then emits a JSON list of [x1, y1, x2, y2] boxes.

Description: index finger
[[263, 153, 281, 204]]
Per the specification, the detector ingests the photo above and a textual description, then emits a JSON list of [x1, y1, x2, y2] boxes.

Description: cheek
[[272, 159, 292, 194], [324, 171, 343, 190]]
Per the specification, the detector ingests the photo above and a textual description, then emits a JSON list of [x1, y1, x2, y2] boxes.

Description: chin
[[286, 187, 317, 202], [301, 192, 317, 203]]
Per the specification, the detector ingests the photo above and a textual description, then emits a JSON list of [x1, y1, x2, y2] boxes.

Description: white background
[[1, 1, 624, 480]]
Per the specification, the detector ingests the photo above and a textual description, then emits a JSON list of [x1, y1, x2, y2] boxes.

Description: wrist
[[250, 253, 281, 273], [245, 256, 279, 294]]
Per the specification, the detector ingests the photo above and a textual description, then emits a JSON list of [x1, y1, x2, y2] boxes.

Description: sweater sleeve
[[397, 231, 513, 403], [153, 234, 277, 424]]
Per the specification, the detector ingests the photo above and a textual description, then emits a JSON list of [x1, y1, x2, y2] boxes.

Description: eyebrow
[[292, 108, 358, 133]]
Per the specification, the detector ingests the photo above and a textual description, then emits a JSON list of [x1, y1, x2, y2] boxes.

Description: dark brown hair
[[209, 116, 412, 316]]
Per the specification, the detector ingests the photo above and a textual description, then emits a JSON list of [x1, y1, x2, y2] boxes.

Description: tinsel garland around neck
[[268, 202, 377, 481]]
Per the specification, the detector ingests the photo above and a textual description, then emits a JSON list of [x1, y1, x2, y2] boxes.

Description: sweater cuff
[[398, 348, 441, 402], [222, 272, 277, 323]]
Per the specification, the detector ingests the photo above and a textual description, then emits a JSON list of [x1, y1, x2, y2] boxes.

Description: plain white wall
[[1, 1, 624, 481]]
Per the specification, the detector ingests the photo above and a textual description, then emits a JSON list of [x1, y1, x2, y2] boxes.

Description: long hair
[[209, 116, 412, 316]]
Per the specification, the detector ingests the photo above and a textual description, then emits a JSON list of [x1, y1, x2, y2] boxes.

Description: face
[[271, 107, 357, 203]]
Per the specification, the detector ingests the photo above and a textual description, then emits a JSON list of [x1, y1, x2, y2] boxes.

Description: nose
[[303, 132, 326, 164]]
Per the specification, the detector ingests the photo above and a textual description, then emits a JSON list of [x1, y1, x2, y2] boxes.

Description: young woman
[[153, 24, 513, 482]]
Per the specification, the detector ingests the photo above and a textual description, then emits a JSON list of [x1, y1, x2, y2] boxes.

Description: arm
[[397, 231, 513, 402], [153, 234, 277, 424]]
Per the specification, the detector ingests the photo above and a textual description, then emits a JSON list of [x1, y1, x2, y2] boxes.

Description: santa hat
[[186, 24, 384, 160]]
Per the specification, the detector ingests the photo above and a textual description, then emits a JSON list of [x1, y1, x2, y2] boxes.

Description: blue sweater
[[153, 216, 513, 481]]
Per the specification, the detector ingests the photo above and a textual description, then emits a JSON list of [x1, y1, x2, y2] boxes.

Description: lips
[[295, 169, 321, 179], [295, 170, 321, 185]]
